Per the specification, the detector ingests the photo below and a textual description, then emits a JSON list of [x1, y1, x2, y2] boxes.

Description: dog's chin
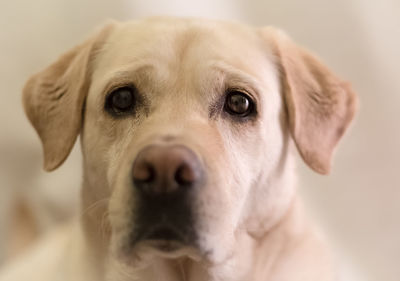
[[115, 227, 203, 268], [138, 240, 202, 260], [116, 241, 203, 268]]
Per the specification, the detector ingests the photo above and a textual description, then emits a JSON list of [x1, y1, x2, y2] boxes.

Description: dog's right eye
[[105, 86, 136, 116]]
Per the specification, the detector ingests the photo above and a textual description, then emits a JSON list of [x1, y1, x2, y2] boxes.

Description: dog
[[0, 17, 357, 281]]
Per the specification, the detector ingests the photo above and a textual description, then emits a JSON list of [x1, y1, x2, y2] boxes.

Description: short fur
[[1, 17, 356, 281]]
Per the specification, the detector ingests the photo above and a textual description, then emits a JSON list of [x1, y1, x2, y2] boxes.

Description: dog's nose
[[132, 145, 203, 195]]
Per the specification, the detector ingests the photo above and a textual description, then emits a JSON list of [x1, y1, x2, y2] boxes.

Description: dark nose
[[132, 145, 203, 195]]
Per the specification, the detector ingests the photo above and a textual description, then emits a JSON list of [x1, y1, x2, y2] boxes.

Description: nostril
[[133, 163, 156, 184], [132, 145, 204, 194], [174, 163, 196, 186]]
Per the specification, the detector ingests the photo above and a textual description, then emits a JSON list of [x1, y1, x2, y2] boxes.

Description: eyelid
[[225, 87, 254, 99], [105, 82, 136, 97], [210, 62, 262, 101], [225, 87, 257, 110], [101, 63, 156, 98], [224, 81, 259, 101]]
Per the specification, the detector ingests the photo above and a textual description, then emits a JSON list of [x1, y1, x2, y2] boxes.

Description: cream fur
[[0, 17, 356, 281]]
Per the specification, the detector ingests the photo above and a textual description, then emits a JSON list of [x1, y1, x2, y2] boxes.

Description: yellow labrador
[[2, 17, 357, 281]]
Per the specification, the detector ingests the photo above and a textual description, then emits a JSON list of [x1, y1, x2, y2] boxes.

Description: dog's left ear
[[23, 23, 116, 171], [261, 27, 358, 174]]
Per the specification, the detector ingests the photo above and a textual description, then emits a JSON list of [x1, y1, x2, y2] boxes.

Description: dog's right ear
[[23, 23, 116, 171]]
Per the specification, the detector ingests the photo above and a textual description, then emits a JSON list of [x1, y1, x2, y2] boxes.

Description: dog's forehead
[[95, 18, 271, 78]]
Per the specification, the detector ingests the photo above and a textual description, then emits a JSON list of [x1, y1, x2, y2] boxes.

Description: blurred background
[[0, 0, 399, 280]]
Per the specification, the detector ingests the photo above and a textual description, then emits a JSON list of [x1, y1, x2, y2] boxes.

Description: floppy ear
[[262, 27, 357, 174], [23, 23, 115, 171]]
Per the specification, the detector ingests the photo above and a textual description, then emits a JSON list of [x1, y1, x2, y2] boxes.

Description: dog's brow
[[109, 63, 156, 80], [207, 62, 263, 119], [210, 62, 262, 98], [102, 63, 157, 93]]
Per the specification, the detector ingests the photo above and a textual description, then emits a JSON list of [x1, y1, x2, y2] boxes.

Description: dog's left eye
[[224, 90, 255, 117], [105, 86, 136, 116]]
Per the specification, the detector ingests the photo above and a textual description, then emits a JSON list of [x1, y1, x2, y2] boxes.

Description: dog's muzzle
[[130, 144, 204, 252]]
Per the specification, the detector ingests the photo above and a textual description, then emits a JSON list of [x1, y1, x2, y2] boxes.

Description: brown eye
[[224, 91, 254, 117], [105, 86, 136, 116]]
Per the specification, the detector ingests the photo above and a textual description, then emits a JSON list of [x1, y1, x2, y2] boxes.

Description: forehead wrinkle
[[208, 61, 263, 98], [100, 62, 164, 93], [173, 27, 204, 63], [205, 62, 264, 120]]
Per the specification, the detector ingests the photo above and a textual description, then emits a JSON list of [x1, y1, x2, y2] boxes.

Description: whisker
[[100, 211, 112, 242], [178, 259, 188, 281], [80, 197, 110, 218]]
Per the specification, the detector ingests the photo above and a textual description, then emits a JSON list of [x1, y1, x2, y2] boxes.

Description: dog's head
[[23, 18, 356, 266]]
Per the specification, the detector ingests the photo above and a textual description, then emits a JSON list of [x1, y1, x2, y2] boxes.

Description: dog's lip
[[123, 238, 202, 264], [143, 225, 185, 241], [122, 224, 203, 263], [135, 224, 189, 250], [144, 239, 185, 252]]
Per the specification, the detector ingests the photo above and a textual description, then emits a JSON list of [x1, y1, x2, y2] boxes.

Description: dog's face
[[83, 19, 290, 263], [23, 18, 356, 267]]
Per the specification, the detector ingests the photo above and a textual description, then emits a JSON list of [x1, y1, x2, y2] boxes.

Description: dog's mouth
[[133, 223, 193, 253], [144, 225, 184, 241], [117, 222, 202, 266], [126, 188, 198, 258]]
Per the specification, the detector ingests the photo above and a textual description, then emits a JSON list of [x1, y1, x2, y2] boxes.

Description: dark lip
[[144, 240, 185, 252], [132, 224, 190, 251], [143, 225, 185, 241]]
